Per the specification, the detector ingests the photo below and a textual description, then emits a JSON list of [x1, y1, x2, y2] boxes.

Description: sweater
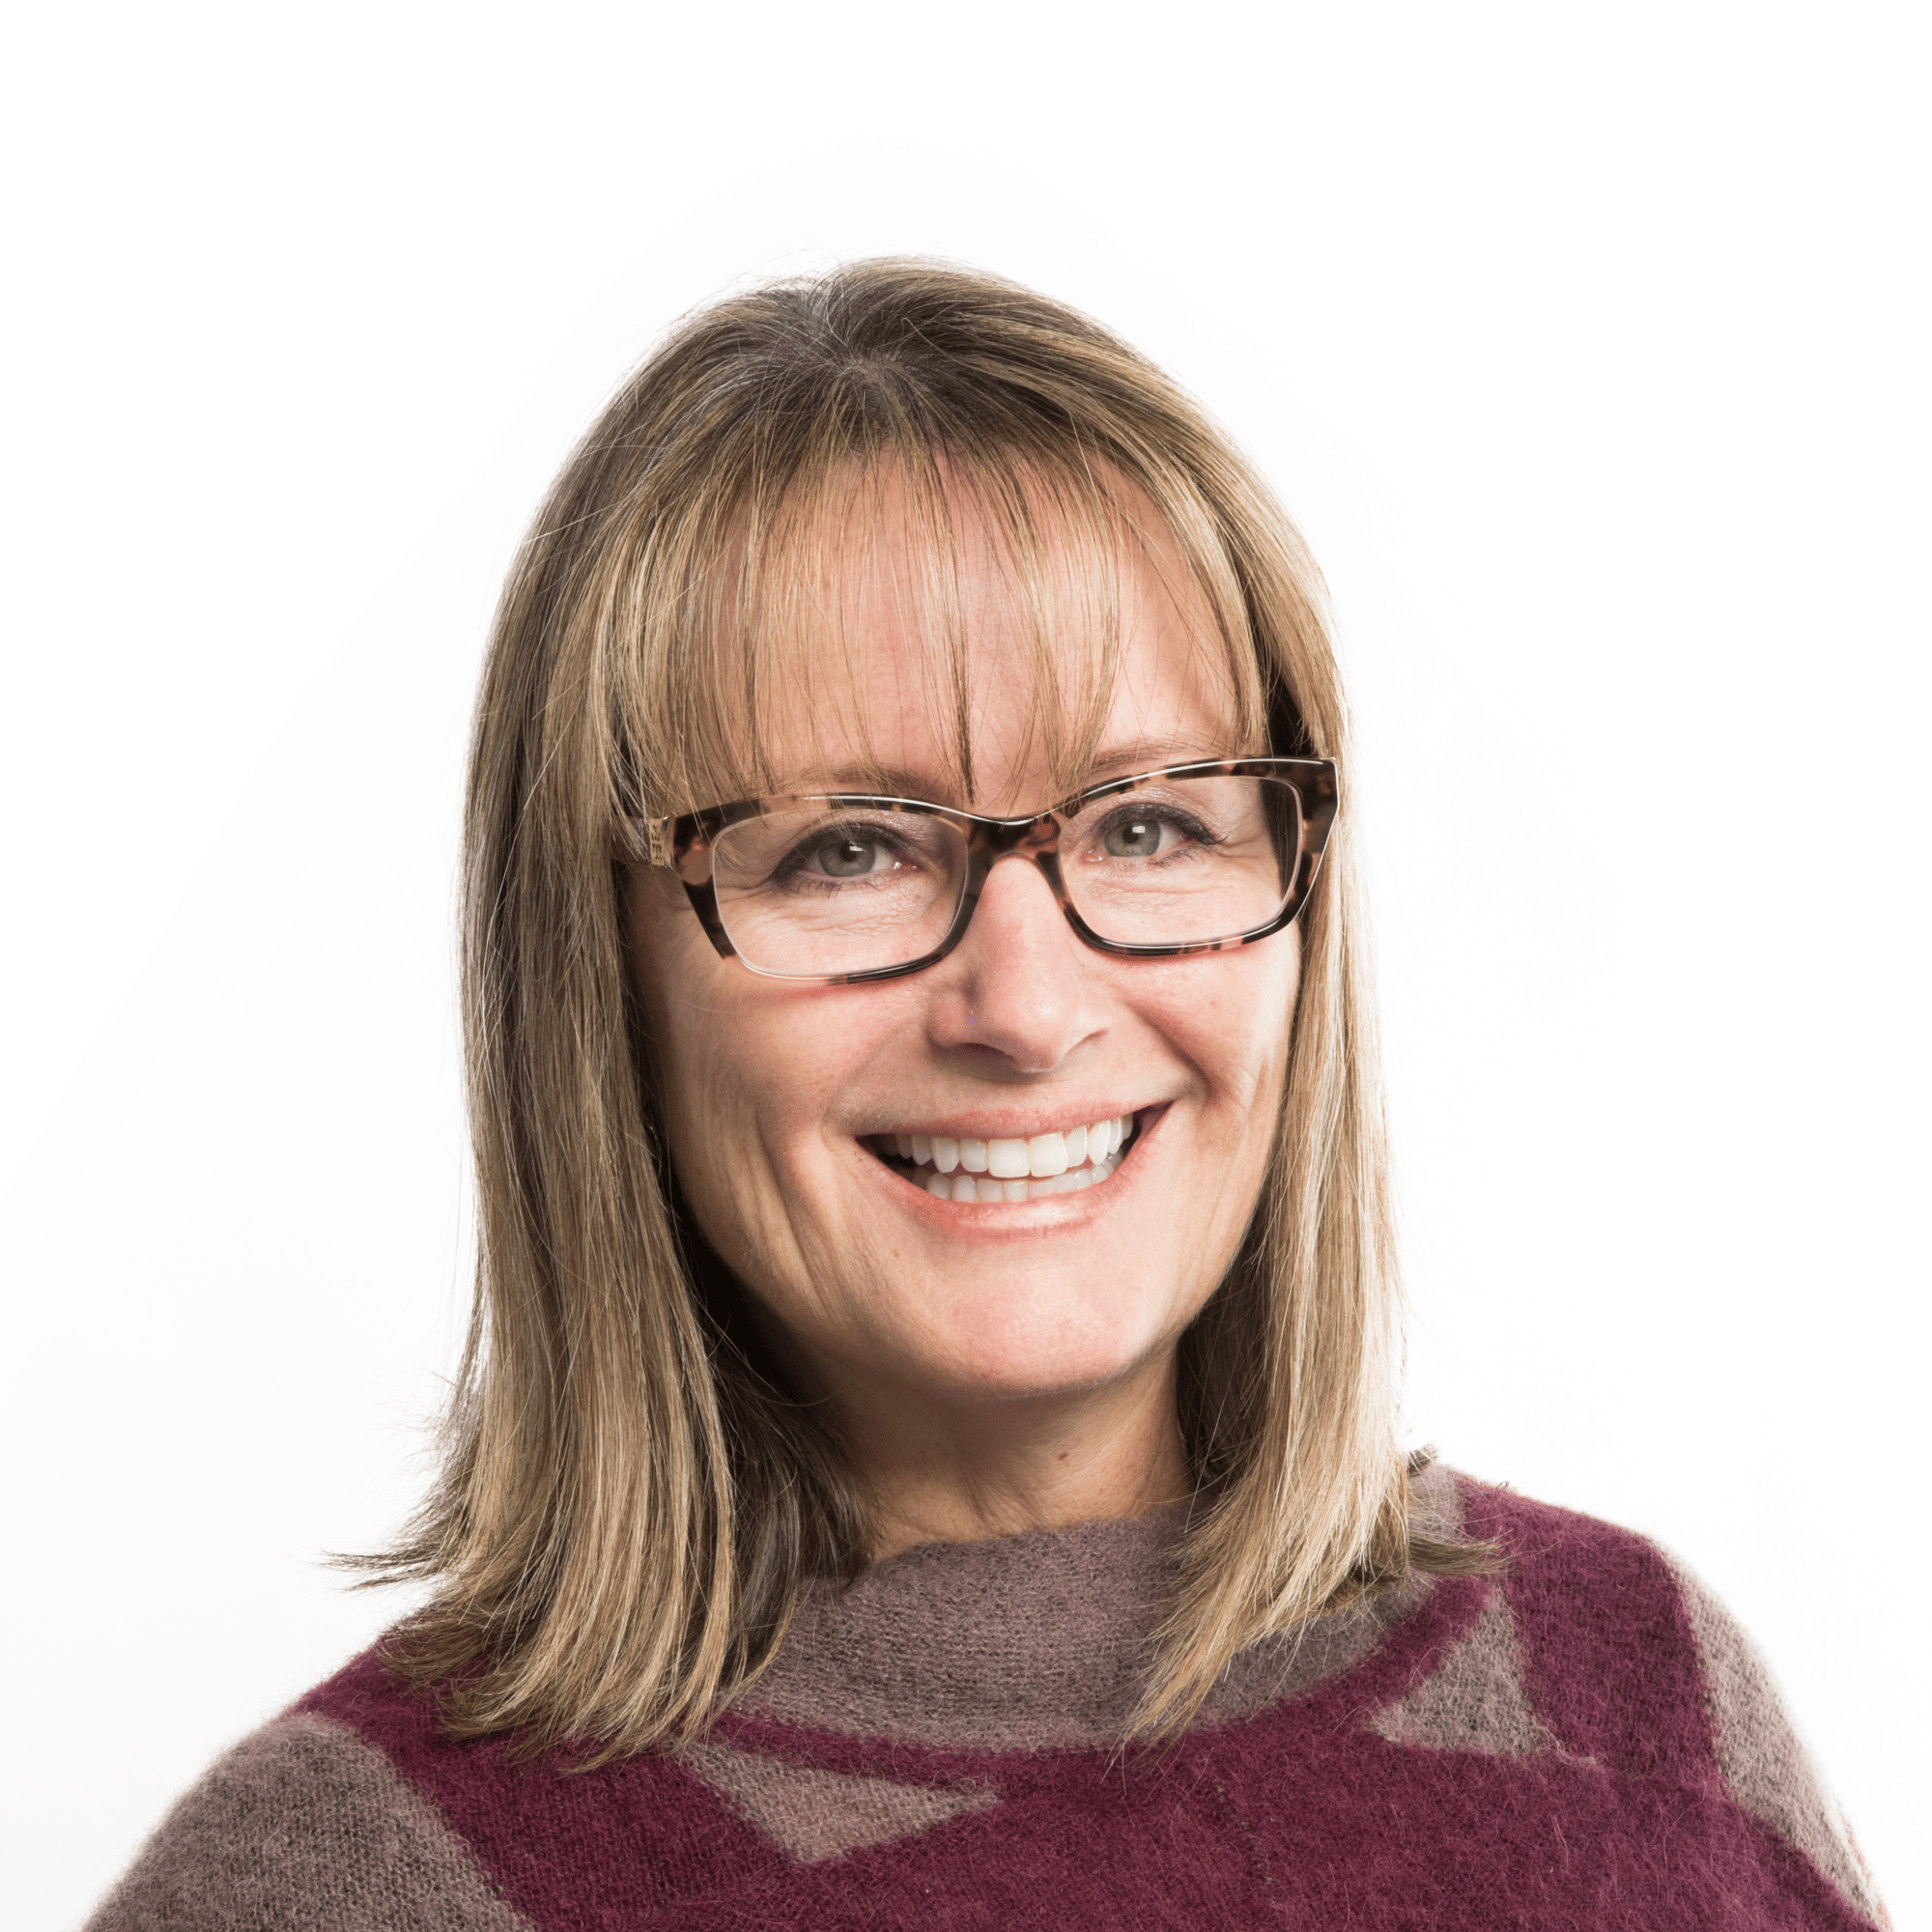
[[86, 1471, 1887, 1930]]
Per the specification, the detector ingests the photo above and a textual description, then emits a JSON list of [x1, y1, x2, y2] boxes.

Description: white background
[[6, 3, 1926, 1925]]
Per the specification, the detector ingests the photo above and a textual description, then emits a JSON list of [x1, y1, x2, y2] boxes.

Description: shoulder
[[83, 1690, 530, 1931], [1447, 1474, 1888, 1928], [85, 1639, 813, 1929]]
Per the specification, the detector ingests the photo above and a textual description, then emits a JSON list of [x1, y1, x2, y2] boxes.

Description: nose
[[925, 854, 1107, 1071]]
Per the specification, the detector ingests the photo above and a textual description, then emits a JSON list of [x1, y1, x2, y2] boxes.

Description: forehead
[[687, 460, 1260, 812]]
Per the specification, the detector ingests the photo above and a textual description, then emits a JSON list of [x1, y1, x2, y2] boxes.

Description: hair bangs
[[616, 440, 1268, 823]]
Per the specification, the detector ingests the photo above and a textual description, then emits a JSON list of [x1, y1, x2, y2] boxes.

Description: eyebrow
[[1084, 734, 1230, 777], [775, 736, 1236, 808]]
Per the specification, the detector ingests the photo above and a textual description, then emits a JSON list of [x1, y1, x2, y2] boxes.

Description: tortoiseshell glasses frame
[[626, 756, 1340, 985]]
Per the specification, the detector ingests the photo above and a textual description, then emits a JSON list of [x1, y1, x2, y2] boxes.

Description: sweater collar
[[737, 1488, 1442, 1750]]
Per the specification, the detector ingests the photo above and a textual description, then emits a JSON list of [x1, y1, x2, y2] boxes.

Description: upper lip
[[864, 1101, 1164, 1141]]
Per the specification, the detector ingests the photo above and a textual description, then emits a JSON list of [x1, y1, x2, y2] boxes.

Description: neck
[[809, 1348, 1193, 1561]]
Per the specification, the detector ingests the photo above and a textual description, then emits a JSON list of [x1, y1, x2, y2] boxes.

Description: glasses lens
[[1058, 775, 1301, 947], [709, 804, 969, 977]]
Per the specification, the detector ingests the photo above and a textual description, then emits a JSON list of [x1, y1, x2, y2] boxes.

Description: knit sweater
[[87, 1471, 1886, 1930]]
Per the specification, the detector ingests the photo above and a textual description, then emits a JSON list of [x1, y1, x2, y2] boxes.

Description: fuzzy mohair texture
[[86, 1474, 1888, 1931]]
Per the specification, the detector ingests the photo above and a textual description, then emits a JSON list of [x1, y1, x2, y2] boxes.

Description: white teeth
[[1027, 1132, 1067, 1179], [922, 1153, 1124, 1203], [988, 1138, 1030, 1179], [886, 1113, 1138, 1203]]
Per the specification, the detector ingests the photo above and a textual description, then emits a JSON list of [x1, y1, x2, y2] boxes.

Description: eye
[[768, 818, 924, 886], [810, 833, 889, 878], [1093, 804, 1214, 859], [1100, 813, 1171, 859]]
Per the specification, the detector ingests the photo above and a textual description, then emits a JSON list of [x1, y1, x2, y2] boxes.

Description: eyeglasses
[[629, 757, 1339, 984]]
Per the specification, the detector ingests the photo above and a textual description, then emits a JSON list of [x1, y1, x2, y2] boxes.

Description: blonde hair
[[365, 259, 1483, 1760]]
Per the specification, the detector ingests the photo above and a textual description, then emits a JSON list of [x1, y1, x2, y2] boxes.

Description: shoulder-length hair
[[367, 259, 1482, 1761]]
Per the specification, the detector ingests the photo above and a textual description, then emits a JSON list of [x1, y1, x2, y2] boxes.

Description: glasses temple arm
[[629, 817, 673, 867]]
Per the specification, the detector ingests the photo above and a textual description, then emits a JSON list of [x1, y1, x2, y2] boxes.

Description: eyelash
[[1084, 804, 1220, 852], [771, 823, 918, 886]]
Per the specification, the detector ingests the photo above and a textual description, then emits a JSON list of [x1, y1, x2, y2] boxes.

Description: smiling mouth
[[869, 1113, 1141, 1204]]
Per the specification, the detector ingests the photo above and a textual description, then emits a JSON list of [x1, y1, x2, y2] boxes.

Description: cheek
[[1148, 933, 1300, 1123], [628, 879, 904, 1274], [627, 881, 762, 1216]]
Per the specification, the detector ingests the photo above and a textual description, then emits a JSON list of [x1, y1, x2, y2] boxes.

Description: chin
[[914, 1293, 1180, 1404]]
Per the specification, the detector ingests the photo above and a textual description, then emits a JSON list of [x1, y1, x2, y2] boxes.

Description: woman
[[87, 261, 1886, 1929]]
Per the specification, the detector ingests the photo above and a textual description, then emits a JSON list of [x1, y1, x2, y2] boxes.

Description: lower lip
[[873, 1108, 1164, 1217]]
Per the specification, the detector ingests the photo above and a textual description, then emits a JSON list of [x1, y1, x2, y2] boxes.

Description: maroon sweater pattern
[[90, 1478, 1886, 1929]]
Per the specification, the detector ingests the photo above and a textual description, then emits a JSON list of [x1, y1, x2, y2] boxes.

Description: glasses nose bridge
[[972, 808, 1062, 860], [967, 810, 1065, 896], [953, 810, 1072, 947]]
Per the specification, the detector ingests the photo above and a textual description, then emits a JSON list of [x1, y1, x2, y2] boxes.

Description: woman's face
[[629, 487, 1299, 1424]]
